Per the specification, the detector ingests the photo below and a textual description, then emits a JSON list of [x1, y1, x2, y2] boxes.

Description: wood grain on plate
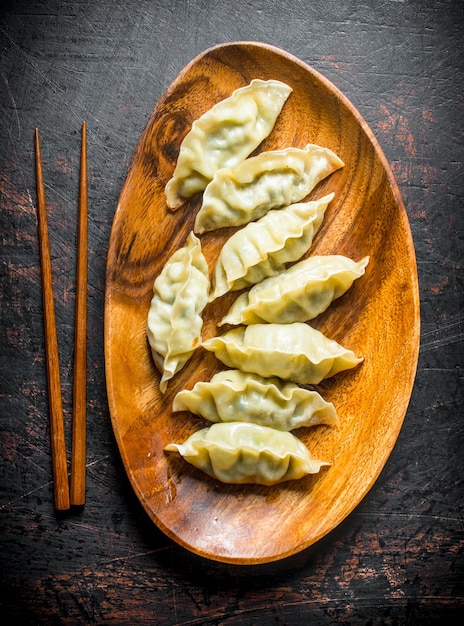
[[104, 42, 420, 564]]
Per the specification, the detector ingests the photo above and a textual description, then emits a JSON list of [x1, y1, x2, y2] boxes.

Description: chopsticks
[[34, 124, 88, 511], [34, 129, 70, 511], [70, 122, 88, 506]]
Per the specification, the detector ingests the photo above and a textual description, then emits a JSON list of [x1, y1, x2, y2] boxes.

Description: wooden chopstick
[[70, 122, 88, 506], [34, 128, 71, 511]]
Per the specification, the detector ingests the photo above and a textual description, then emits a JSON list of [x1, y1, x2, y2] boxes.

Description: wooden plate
[[104, 42, 420, 564]]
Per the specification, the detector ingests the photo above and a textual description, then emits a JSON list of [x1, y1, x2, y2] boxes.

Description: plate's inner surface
[[105, 42, 420, 564]]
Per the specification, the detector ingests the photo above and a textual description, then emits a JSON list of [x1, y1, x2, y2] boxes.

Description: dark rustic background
[[1, 1, 463, 624]]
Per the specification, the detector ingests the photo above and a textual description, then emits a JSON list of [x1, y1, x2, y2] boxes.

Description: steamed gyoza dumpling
[[146, 232, 210, 393], [202, 323, 362, 385], [209, 194, 333, 301], [221, 255, 370, 325], [173, 369, 338, 430], [194, 143, 344, 233], [165, 79, 292, 209], [164, 422, 329, 485]]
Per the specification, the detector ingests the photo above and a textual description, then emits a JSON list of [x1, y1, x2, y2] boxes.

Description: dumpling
[[202, 323, 362, 385], [209, 194, 334, 301], [165, 79, 292, 209], [221, 255, 370, 325], [146, 232, 210, 393], [164, 422, 329, 485], [173, 369, 338, 431], [194, 143, 344, 233]]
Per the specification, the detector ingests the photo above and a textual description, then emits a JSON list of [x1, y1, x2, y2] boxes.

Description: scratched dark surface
[[1, 0, 463, 624]]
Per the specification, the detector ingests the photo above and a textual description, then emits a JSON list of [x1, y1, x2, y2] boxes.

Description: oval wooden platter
[[104, 42, 420, 564]]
